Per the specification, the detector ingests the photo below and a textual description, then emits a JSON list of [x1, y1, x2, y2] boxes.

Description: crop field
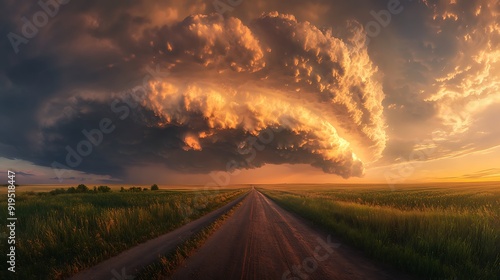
[[260, 183, 500, 280], [0, 187, 248, 280]]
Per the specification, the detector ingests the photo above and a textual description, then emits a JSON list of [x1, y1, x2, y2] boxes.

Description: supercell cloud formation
[[39, 12, 386, 178]]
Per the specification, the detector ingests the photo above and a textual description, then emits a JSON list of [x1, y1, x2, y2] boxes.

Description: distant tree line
[[49, 184, 111, 195], [120, 184, 159, 192], [47, 184, 160, 195]]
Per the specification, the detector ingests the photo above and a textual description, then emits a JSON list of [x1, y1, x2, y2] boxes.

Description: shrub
[[129, 187, 142, 192], [49, 188, 66, 195], [151, 184, 159, 191], [76, 184, 89, 193], [97, 186, 111, 193]]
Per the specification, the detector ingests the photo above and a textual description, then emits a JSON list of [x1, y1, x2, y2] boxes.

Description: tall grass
[[0, 189, 247, 279], [261, 186, 500, 280]]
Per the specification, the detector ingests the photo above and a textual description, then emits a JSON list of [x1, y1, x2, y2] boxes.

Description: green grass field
[[0, 187, 248, 280], [260, 183, 500, 280]]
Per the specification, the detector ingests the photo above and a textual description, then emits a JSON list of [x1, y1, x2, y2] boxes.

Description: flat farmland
[[260, 182, 500, 279], [0, 187, 248, 279]]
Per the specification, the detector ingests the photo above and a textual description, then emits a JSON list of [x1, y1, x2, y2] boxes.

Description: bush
[[129, 187, 142, 192], [151, 184, 159, 191], [76, 184, 89, 193], [97, 185, 111, 193], [49, 188, 66, 195]]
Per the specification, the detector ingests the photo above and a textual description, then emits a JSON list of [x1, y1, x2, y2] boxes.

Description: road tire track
[[171, 189, 413, 280]]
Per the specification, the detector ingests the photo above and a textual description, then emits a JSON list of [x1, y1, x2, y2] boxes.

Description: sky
[[0, 0, 499, 186]]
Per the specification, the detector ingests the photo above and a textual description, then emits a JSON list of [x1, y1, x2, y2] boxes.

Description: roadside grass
[[0, 188, 248, 280], [135, 200, 244, 279], [260, 184, 500, 280]]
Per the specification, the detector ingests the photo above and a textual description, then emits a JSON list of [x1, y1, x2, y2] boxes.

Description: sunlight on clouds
[[146, 80, 364, 177], [110, 12, 386, 178], [30, 10, 387, 180], [425, 0, 500, 135]]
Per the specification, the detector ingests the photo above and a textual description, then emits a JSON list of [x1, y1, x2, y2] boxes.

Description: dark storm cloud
[[1, 1, 390, 179], [0, 0, 190, 174]]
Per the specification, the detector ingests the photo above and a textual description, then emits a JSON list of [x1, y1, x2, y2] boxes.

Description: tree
[[76, 184, 89, 193], [151, 184, 159, 191]]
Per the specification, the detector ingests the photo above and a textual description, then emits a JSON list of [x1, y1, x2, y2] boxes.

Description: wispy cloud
[[460, 168, 500, 179]]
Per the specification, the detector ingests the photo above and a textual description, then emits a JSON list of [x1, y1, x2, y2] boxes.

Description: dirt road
[[72, 189, 411, 280], [171, 189, 410, 280]]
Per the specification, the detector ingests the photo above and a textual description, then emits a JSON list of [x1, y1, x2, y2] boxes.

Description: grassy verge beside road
[[136, 200, 244, 279], [0, 187, 248, 279], [260, 183, 500, 280]]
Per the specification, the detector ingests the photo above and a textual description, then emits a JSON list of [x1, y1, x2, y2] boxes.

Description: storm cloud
[[27, 11, 386, 179]]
